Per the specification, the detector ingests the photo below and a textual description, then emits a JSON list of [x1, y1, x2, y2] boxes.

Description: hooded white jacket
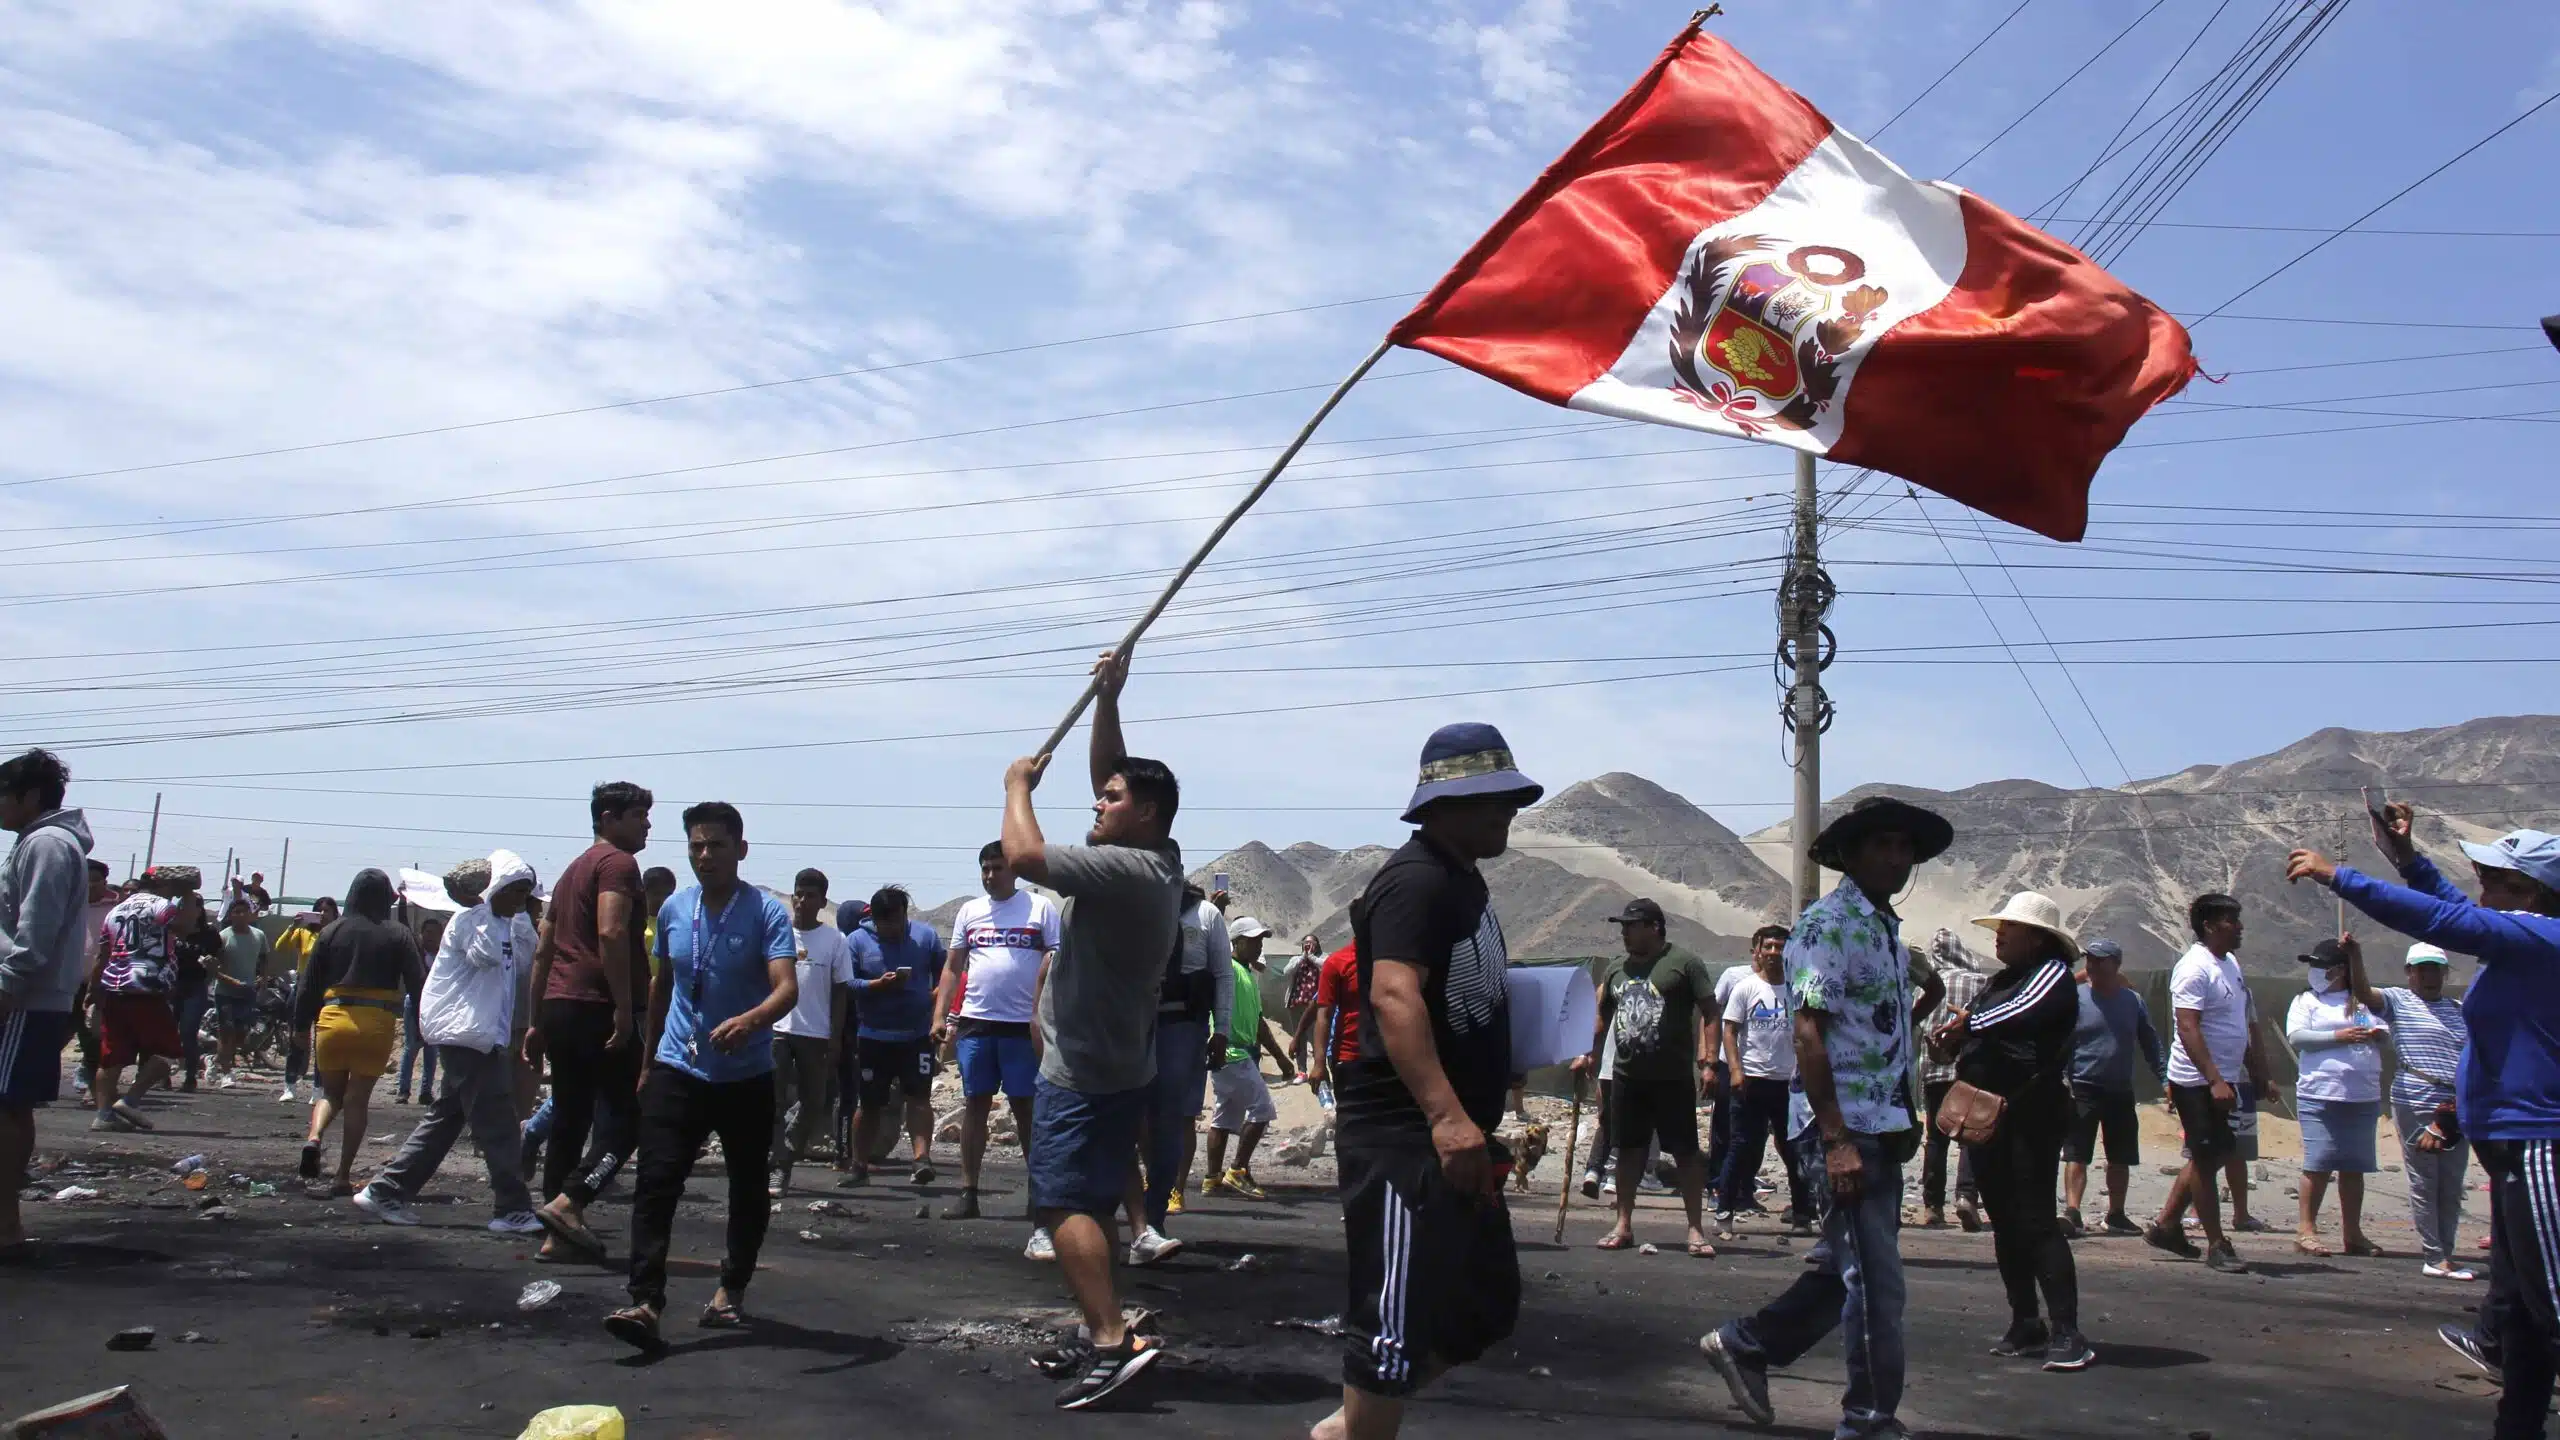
[[417, 851, 538, 1053]]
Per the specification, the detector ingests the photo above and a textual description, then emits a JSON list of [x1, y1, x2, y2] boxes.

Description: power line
[[1944, 0, 2172, 180], [2190, 87, 2560, 326], [1871, 0, 2037, 140], [6, 292, 1421, 489]]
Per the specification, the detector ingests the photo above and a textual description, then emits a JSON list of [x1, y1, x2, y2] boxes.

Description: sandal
[[2344, 1239, 2387, 1259], [2294, 1236, 2332, 1257], [1688, 1240, 1717, 1258], [604, 1305, 666, 1355], [1596, 1232, 1632, 1251], [534, 1207, 608, 1260], [700, 1299, 747, 1329]]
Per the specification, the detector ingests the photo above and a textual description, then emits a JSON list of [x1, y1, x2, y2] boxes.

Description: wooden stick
[[1032, 336, 1394, 760], [1552, 1074, 1586, 1244]]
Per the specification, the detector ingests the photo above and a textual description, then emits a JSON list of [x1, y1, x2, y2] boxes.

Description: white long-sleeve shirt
[[418, 903, 537, 1052], [2286, 983, 2389, 1105]]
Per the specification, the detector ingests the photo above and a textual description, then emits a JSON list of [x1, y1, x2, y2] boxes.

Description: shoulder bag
[[1932, 1078, 2007, 1145]]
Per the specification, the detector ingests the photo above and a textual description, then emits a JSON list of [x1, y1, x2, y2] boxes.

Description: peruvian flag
[[1391, 21, 2199, 542]]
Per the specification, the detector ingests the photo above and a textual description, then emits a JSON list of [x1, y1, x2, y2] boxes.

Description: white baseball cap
[[1228, 916, 1272, 940]]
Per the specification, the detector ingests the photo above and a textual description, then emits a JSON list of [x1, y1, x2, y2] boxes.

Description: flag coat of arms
[[1391, 21, 2199, 542]]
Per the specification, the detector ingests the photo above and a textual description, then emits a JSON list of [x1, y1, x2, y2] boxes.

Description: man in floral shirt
[[1701, 797, 1953, 1440]]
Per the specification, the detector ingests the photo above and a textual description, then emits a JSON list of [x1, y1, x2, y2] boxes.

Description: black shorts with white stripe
[[1337, 1134, 1520, 1397]]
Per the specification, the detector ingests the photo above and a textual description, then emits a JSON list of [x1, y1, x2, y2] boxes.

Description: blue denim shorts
[[956, 1031, 1038, 1100], [1029, 1077, 1150, 1218]]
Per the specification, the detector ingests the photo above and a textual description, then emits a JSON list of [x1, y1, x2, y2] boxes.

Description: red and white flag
[[1391, 22, 2199, 541]]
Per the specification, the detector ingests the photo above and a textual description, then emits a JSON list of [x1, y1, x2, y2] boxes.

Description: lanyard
[[687, 889, 741, 1060]]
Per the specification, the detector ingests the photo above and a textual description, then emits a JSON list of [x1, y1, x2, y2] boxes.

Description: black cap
[[1613, 898, 1666, 927], [2300, 938, 2347, 967]]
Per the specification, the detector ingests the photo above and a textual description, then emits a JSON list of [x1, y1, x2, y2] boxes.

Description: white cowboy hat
[[1969, 891, 2078, 954]]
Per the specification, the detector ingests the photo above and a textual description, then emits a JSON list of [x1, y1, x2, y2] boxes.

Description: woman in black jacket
[[1933, 891, 2089, 1372]]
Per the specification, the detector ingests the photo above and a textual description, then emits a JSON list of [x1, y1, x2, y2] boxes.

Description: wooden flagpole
[[1032, 337, 1395, 758], [1552, 1073, 1586, 1244]]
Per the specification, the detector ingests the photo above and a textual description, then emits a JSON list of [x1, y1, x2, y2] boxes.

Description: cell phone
[[1212, 871, 1230, 894], [2364, 786, 2389, 824]]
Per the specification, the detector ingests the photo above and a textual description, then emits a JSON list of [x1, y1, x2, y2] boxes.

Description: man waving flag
[[1392, 19, 2198, 542]]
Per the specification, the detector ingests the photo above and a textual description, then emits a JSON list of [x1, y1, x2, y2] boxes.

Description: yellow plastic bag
[[517, 1405, 625, 1440]]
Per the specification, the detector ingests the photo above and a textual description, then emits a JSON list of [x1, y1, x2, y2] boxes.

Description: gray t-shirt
[[1036, 839, 1185, 1094]]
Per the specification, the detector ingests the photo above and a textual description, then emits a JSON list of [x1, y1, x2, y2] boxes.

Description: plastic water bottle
[[170, 1155, 207, 1176]]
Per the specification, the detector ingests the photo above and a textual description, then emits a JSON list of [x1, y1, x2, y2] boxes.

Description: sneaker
[[487, 1210, 545, 1235], [394, 1092, 411, 1105], [2103, 1213, 2144, 1237], [2440, 1321, 2500, 1379], [89, 1113, 128, 1132], [277, 1086, 299, 1104], [1166, 1186, 1185, 1216], [1054, 1337, 1160, 1411], [2422, 1259, 2478, 1282], [1580, 1172, 1601, 1200], [2144, 1222, 2201, 1260], [217, 1073, 238, 1091], [2061, 1207, 2087, 1239], [1223, 1170, 1269, 1201], [1127, 1227, 1184, 1266], [1784, 1214, 1816, 1238], [298, 1142, 322, 1181], [2205, 1240, 2249, 1274], [1697, 1330, 1774, 1426], [2232, 1215, 2277, 1234], [1989, 1317, 2050, 1358], [1024, 1228, 1057, 1263], [1920, 1206, 1946, 1229], [1954, 1197, 1983, 1232], [110, 1100, 155, 1131], [943, 1189, 982, 1221], [2043, 1328, 2096, 1372], [353, 1186, 421, 1227], [911, 1160, 935, 1187], [1600, 1177, 1618, 1196], [1201, 1171, 1232, 1198]]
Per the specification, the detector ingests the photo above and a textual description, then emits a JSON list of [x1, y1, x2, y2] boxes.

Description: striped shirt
[[2375, 986, 2467, 1110]]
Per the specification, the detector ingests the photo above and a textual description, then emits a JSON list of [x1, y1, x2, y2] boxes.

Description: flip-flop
[[1688, 1241, 1717, 1258], [604, 1306, 666, 1355], [2344, 1240, 2387, 1258], [534, 1207, 608, 1260], [1595, 1233, 1632, 1251], [699, 1300, 746, 1329]]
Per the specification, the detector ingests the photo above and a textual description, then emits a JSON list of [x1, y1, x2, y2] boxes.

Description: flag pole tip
[[1692, 5, 1724, 21]]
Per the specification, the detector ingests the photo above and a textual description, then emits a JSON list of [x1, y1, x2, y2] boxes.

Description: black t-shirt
[[1336, 833, 1513, 1141]]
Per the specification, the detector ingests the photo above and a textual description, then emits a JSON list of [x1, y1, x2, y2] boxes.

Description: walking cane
[[1552, 1073, 1586, 1245]]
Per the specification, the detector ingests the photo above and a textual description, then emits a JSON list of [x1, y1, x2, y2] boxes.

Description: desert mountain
[[1150, 715, 2556, 973]]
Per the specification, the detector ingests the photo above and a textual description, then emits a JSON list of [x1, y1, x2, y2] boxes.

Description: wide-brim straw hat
[[1969, 891, 2077, 954]]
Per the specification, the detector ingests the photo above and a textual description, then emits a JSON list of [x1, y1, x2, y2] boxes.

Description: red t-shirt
[[541, 841, 646, 1006], [1315, 943, 1363, 1066]]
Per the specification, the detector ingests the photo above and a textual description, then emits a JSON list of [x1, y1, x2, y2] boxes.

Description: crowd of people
[[1, 674, 2557, 1437]]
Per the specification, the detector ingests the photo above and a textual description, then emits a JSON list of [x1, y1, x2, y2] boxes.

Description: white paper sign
[[1506, 964, 1598, 1070]]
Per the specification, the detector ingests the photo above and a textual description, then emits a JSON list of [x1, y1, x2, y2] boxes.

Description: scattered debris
[[1528, 1365, 1553, 1378], [182, 1172, 210, 1192], [5, 1386, 169, 1439], [913, 1204, 931, 1219], [170, 1155, 207, 1176], [1228, 1253, 1267, 1273], [174, 1331, 215, 1345], [1273, 1315, 1350, 1337], [409, 1325, 442, 1340], [806, 1199, 851, 1217], [1543, 1270, 1563, 1281], [105, 1327, 156, 1352], [1637, 1243, 1660, 1256], [798, 1229, 825, 1243], [245, 1182, 278, 1198], [198, 1206, 232, 1221], [517, 1281, 562, 1311], [53, 1186, 98, 1203]]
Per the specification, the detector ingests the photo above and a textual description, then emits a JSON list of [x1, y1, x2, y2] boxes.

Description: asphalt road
[[1, 1077, 2498, 1439]]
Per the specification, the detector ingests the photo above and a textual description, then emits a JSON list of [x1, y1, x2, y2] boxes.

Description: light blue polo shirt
[[653, 883, 799, 1084]]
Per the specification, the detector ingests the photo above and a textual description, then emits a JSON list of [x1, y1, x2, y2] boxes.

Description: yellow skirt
[[312, 988, 403, 1079]]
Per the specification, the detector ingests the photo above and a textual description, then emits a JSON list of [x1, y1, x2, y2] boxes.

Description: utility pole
[[278, 839, 291, 905], [143, 793, 163, 872], [222, 847, 234, 906], [1780, 451, 1836, 914]]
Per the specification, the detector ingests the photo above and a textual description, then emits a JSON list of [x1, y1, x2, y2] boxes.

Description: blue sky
[[2, 0, 2554, 908]]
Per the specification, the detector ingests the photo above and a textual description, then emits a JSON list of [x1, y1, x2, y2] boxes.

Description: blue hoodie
[[0, 808, 97, 1012], [2333, 856, 2560, 1140]]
